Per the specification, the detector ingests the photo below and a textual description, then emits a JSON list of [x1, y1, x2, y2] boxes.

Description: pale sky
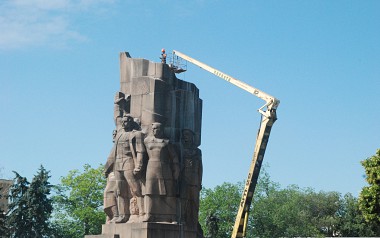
[[1, 0, 379, 197]]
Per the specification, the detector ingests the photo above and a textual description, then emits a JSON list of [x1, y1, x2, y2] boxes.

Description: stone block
[[96, 52, 204, 238], [119, 52, 202, 146], [95, 223, 196, 238]]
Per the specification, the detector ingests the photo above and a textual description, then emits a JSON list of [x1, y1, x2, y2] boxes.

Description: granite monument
[[88, 52, 203, 238]]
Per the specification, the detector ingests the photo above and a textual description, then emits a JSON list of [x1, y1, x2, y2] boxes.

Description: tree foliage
[[359, 148, 380, 229], [27, 166, 53, 237], [338, 193, 378, 236], [52, 164, 106, 238], [199, 167, 379, 238], [199, 182, 242, 238], [6, 172, 30, 237], [5, 166, 53, 238], [251, 186, 321, 238], [4, 157, 372, 238]]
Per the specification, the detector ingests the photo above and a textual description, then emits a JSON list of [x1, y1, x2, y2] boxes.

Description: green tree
[[303, 190, 341, 236], [6, 172, 30, 237], [199, 164, 380, 238], [359, 149, 380, 227], [199, 167, 372, 238], [358, 149, 380, 235], [199, 167, 277, 238], [250, 186, 321, 238], [27, 165, 53, 237], [199, 182, 242, 238], [244, 169, 321, 237], [52, 164, 106, 238], [5, 167, 54, 238], [338, 193, 377, 236]]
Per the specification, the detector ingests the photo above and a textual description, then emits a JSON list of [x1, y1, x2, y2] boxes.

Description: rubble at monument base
[[85, 223, 197, 238]]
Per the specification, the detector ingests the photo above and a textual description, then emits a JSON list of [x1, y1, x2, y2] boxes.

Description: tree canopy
[[5, 166, 53, 238], [358, 148, 380, 234], [51, 164, 106, 238], [199, 182, 242, 237], [199, 167, 379, 238], [2, 149, 379, 238]]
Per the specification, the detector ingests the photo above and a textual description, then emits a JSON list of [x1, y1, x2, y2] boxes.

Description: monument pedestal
[[85, 222, 197, 238]]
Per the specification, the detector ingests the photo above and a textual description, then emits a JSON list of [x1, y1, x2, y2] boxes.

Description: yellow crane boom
[[172, 50, 280, 238]]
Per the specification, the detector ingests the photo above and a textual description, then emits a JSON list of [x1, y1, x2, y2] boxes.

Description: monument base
[[85, 222, 197, 238]]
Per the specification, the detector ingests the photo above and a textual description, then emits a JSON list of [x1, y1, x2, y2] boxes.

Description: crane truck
[[171, 50, 280, 238]]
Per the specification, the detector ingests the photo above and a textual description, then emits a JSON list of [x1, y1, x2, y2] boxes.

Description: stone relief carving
[[180, 129, 203, 228], [112, 114, 145, 223], [103, 130, 118, 223], [99, 52, 203, 238], [114, 91, 130, 131], [143, 122, 180, 223], [104, 111, 204, 227], [100, 53, 203, 237]]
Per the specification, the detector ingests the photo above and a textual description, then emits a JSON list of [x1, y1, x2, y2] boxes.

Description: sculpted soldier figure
[[114, 92, 130, 131], [143, 122, 180, 222], [112, 114, 145, 223], [103, 130, 130, 223], [180, 129, 203, 228], [103, 130, 118, 223]]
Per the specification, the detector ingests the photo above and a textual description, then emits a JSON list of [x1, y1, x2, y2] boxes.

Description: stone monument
[[87, 52, 203, 238]]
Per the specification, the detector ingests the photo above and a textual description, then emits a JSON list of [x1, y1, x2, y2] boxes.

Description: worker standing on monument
[[160, 48, 167, 64], [112, 114, 146, 223]]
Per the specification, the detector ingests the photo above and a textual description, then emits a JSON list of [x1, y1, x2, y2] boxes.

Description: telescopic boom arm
[[172, 50, 279, 118], [172, 50, 280, 238]]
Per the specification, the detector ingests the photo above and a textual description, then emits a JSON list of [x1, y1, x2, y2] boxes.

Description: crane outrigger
[[172, 50, 280, 238]]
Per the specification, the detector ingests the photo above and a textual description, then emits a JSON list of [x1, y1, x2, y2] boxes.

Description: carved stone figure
[[104, 154, 117, 222], [114, 92, 130, 131], [103, 130, 117, 223], [112, 114, 146, 223], [143, 122, 180, 223], [104, 130, 130, 223], [92, 53, 204, 238], [103, 172, 120, 223], [180, 129, 203, 228]]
